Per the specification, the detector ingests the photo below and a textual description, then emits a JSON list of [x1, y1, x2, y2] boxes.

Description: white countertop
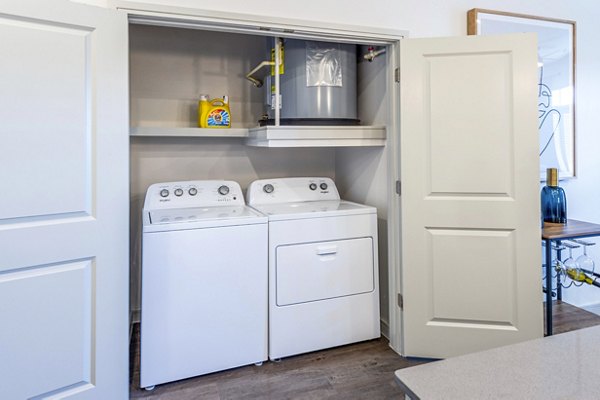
[[395, 325, 600, 399]]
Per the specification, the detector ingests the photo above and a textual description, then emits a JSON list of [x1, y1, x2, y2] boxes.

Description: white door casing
[[0, 1, 128, 398], [400, 33, 542, 358]]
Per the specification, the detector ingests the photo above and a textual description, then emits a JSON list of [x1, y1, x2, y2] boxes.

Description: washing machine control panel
[[144, 180, 245, 210], [247, 177, 340, 205]]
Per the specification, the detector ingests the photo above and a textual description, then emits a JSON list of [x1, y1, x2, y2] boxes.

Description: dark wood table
[[542, 219, 600, 335]]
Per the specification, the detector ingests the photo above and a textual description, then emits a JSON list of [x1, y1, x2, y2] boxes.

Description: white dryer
[[247, 177, 380, 360], [140, 180, 268, 389]]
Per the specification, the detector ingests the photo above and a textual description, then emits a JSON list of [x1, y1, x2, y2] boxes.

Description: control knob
[[174, 188, 183, 197], [320, 182, 328, 190], [263, 184, 274, 194], [188, 187, 198, 196], [160, 189, 169, 198], [218, 185, 230, 196], [309, 183, 317, 191]]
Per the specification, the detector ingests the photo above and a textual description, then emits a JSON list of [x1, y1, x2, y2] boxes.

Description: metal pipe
[[556, 245, 562, 301], [580, 268, 600, 279], [364, 47, 386, 62], [274, 37, 281, 127], [568, 239, 596, 246], [545, 239, 553, 335], [542, 286, 557, 297], [245, 60, 275, 88]]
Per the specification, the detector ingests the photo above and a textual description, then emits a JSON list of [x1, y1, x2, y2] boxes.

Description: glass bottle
[[541, 168, 567, 224]]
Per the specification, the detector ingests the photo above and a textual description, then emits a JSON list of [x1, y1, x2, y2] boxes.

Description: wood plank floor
[[545, 300, 600, 335], [130, 301, 600, 399]]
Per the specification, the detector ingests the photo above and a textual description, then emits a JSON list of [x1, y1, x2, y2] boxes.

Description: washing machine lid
[[250, 200, 375, 221], [144, 205, 267, 232]]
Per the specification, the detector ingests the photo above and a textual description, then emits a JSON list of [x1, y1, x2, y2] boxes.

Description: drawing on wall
[[467, 9, 576, 180], [538, 67, 561, 158]]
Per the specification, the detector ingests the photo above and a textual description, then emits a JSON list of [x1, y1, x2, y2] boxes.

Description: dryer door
[[276, 237, 375, 306]]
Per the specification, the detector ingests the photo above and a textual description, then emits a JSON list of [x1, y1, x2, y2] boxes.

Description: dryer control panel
[[247, 177, 340, 205], [143, 180, 245, 210]]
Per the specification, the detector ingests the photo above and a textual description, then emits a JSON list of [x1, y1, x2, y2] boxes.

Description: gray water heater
[[264, 39, 358, 125]]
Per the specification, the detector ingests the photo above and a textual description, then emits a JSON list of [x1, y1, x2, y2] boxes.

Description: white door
[[0, 1, 128, 398], [400, 33, 542, 358]]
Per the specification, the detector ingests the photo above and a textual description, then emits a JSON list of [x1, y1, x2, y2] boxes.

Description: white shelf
[[130, 126, 249, 138], [130, 125, 387, 147], [246, 126, 387, 147]]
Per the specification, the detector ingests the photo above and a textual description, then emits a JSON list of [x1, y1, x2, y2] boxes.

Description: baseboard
[[583, 303, 600, 316], [380, 319, 389, 340], [129, 309, 141, 342], [131, 309, 141, 324], [128, 311, 389, 343]]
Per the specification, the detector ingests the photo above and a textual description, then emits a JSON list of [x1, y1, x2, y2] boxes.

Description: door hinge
[[397, 293, 404, 310], [395, 180, 401, 195], [394, 67, 400, 83]]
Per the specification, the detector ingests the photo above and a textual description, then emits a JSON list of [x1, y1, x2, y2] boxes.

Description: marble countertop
[[395, 325, 600, 399]]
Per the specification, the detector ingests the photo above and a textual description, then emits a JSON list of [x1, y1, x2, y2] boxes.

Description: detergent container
[[197, 95, 210, 128], [203, 96, 231, 128]]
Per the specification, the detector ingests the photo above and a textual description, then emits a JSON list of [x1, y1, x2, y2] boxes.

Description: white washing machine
[[247, 177, 380, 360], [140, 180, 268, 389]]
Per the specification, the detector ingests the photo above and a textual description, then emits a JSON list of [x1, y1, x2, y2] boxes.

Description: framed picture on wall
[[467, 9, 576, 180]]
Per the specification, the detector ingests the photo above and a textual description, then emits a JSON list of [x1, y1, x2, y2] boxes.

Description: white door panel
[[428, 52, 514, 196], [0, 1, 128, 399], [428, 229, 517, 324], [401, 33, 542, 358], [0, 260, 93, 398], [0, 15, 90, 220]]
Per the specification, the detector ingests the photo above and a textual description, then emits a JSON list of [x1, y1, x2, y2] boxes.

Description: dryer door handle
[[316, 245, 338, 256]]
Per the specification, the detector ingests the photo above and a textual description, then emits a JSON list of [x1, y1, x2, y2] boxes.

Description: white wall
[[117, 0, 600, 307]]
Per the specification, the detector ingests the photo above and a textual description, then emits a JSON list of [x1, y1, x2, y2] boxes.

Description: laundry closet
[[129, 20, 396, 332], [124, 3, 543, 361]]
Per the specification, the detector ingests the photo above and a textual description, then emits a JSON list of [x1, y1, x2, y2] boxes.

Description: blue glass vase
[[541, 168, 567, 224]]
